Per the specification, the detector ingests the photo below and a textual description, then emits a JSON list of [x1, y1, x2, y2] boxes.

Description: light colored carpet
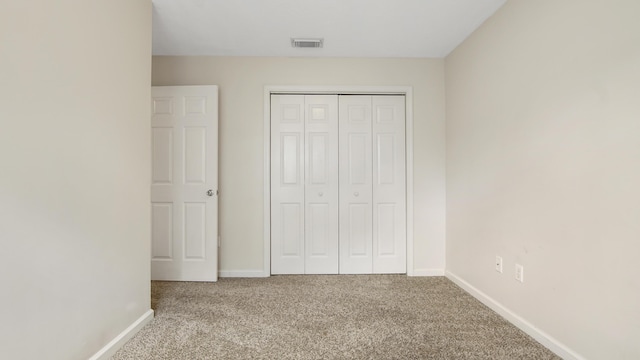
[[112, 276, 560, 359]]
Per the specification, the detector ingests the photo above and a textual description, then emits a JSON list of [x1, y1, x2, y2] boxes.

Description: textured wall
[[445, 0, 640, 358], [0, 1, 152, 359]]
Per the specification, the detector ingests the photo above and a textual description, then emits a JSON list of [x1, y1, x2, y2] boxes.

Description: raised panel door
[[339, 96, 373, 274], [151, 85, 218, 281], [304, 95, 338, 274], [372, 96, 406, 274], [271, 95, 305, 274]]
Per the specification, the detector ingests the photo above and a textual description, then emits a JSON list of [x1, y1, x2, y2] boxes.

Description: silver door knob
[[207, 189, 214, 196], [318, 192, 323, 197], [354, 192, 359, 197]]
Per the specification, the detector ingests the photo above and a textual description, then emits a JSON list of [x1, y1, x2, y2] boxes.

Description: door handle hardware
[[207, 189, 214, 196]]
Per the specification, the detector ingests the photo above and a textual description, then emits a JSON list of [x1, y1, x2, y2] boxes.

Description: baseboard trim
[[411, 268, 445, 276], [88, 309, 154, 360], [219, 269, 444, 277], [445, 271, 585, 360], [219, 270, 268, 278]]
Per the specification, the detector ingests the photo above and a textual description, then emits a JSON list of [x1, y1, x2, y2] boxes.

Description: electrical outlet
[[515, 264, 524, 283], [495, 256, 503, 273]]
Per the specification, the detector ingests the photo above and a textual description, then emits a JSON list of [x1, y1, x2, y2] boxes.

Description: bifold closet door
[[371, 96, 406, 273], [338, 96, 374, 273], [304, 96, 339, 274], [271, 95, 338, 274], [339, 95, 406, 274]]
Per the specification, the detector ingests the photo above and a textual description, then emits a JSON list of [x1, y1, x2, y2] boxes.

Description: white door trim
[[263, 85, 415, 277]]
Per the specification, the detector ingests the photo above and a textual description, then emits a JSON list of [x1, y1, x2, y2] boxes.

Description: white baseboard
[[88, 309, 154, 360], [219, 270, 268, 278], [445, 271, 585, 360], [219, 269, 445, 277], [410, 268, 445, 276]]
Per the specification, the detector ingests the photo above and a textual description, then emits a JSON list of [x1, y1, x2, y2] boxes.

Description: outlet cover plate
[[515, 264, 524, 282]]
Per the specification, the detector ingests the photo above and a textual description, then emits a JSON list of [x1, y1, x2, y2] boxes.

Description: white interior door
[[271, 95, 339, 274], [372, 96, 406, 273], [304, 96, 339, 274], [271, 94, 405, 275], [339, 95, 406, 274], [151, 85, 218, 281], [339, 96, 374, 274], [271, 95, 305, 274]]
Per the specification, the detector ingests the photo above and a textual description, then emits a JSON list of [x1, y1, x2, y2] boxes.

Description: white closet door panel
[[308, 204, 329, 254], [348, 134, 368, 184], [376, 203, 397, 255], [304, 95, 338, 274], [281, 203, 303, 255], [281, 133, 301, 184], [309, 134, 329, 184], [348, 203, 370, 256], [271, 95, 305, 274], [151, 85, 218, 282], [372, 96, 406, 274], [339, 96, 373, 274]]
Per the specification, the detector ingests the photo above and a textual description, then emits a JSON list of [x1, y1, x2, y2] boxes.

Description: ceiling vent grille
[[291, 38, 324, 48]]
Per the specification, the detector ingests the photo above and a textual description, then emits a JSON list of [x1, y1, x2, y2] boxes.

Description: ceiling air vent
[[291, 38, 324, 48]]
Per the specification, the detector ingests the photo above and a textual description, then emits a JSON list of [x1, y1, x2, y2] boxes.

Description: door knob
[[354, 192, 359, 197], [207, 189, 214, 196], [318, 192, 323, 197]]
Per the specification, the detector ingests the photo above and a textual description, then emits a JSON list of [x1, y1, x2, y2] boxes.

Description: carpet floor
[[112, 276, 560, 359]]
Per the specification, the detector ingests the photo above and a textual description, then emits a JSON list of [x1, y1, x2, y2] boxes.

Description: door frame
[[263, 86, 415, 276]]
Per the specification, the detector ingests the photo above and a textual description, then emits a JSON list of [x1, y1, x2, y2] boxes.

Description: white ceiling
[[152, 0, 506, 58]]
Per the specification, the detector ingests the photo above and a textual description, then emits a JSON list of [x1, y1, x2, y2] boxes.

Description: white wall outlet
[[515, 264, 524, 282], [495, 256, 503, 273]]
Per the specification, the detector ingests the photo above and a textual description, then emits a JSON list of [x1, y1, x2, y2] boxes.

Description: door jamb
[[263, 85, 414, 277]]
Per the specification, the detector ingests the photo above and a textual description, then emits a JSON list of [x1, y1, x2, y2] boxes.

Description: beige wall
[[0, 1, 151, 359], [445, 0, 640, 358], [152, 57, 446, 275]]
